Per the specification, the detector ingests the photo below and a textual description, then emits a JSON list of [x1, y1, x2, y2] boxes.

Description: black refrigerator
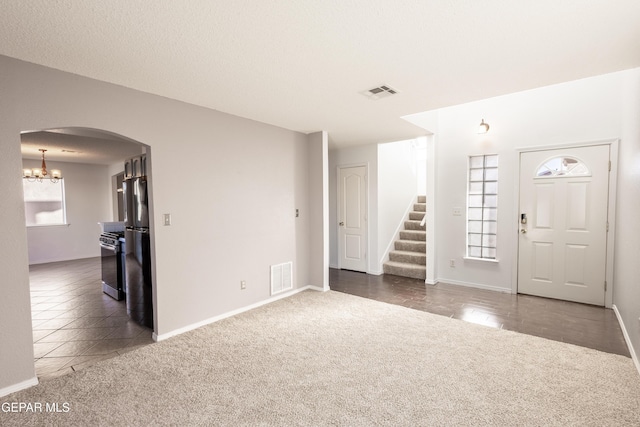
[[123, 173, 153, 329]]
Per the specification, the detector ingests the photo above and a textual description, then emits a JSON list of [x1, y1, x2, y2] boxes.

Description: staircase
[[382, 196, 426, 280]]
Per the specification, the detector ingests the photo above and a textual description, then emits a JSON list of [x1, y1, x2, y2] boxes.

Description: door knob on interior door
[[339, 222, 344, 226], [521, 229, 527, 234]]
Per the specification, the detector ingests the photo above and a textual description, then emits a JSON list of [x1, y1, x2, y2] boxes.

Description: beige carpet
[[2, 290, 640, 426]]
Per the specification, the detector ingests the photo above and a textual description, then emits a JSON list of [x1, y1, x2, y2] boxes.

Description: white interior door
[[518, 145, 610, 305], [338, 166, 367, 272]]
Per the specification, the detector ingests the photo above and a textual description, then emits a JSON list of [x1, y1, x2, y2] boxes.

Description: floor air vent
[[271, 262, 293, 295]]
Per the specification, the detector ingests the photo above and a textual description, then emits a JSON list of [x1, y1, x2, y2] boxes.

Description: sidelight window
[[467, 155, 498, 260]]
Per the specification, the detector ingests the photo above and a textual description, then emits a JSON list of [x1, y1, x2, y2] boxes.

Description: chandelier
[[23, 149, 62, 183]]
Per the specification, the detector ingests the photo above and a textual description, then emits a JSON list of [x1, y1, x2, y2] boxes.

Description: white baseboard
[[29, 254, 97, 266], [153, 286, 317, 342], [612, 305, 640, 377], [425, 278, 438, 286], [436, 278, 511, 293], [0, 376, 38, 398]]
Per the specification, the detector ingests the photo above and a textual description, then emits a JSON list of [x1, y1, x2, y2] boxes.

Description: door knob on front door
[[521, 229, 527, 234], [339, 222, 344, 226]]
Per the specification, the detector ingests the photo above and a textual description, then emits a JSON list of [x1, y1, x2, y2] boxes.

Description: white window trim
[[463, 256, 499, 263], [22, 177, 68, 227]]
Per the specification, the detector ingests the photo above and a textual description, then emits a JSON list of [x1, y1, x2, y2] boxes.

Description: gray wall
[[308, 131, 330, 290], [0, 55, 326, 394], [612, 70, 640, 368]]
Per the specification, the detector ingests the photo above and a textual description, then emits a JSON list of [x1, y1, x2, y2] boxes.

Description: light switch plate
[[163, 213, 171, 226]]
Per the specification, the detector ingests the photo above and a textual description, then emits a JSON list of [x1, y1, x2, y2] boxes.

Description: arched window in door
[[535, 156, 590, 178]]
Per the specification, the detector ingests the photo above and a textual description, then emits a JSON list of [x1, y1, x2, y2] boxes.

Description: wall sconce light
[[477, 119, 490, 134]]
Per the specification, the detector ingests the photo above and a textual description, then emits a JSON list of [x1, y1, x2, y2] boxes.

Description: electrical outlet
[[452, 207, 462, 216], [240, 280, 246, 290], [450, 259, 455, 267]]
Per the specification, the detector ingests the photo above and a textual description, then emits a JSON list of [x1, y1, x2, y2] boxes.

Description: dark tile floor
[[330, 268, 630, 357], [29, 257, 154, 379]]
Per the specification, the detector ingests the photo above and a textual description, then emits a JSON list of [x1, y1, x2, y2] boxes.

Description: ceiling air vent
[[361, 84, 399, 100]]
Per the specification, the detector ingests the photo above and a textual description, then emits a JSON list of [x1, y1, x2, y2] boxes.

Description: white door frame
[[425, 134, 437, 285], [512, 139, 618, 308], [336, 163, 369, 273]]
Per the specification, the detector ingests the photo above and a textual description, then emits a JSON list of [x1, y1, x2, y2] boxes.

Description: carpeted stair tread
[[409, 211, 426, 221], [384, 196, 428, 280], [395, 240, 426, 252], [413, 203, 426, 212], [404, 220, 426, 231], [399, 230, 426, 241], [389, 250, 426, 265], [383, 261, 426, 280]]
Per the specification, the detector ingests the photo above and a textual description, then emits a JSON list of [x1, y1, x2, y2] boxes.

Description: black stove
[[99, 232, 126, 300], [99, 232, 122, 246]]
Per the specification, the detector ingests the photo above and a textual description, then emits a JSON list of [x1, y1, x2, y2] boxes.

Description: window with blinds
[[467, 155, 498, 259]]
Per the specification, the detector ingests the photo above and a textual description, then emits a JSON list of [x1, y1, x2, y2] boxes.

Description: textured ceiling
[[21, 129, 144, 165], [2, 0, 640, 155]]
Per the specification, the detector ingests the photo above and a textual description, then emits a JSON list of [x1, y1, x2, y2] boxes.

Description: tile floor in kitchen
[[29, 257, 154, 380]]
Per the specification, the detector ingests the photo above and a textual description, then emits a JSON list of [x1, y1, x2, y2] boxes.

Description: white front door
[[518, 145, 610, 305], [338, 166, 367, 272]]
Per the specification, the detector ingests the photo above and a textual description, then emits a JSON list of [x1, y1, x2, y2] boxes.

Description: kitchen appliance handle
[[129, 228, 149, 234], [100, 242, 118, 252]]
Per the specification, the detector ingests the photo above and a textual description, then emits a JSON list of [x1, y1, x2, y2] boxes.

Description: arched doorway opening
[[21, 127, 156, 379]]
